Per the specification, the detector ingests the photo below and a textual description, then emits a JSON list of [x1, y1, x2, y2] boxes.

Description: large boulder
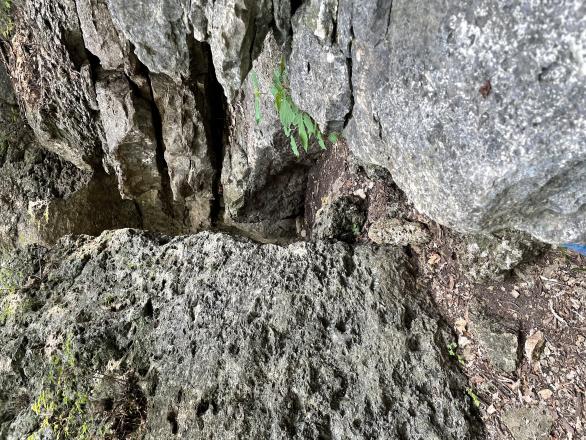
[[289, 0, 585, 244], [0, 230, 483, 439]]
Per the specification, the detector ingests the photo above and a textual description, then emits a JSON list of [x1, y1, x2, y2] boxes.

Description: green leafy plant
[[29, 335, 97, 440], [466, 387, 481, 408], [447, 341, 465, 366], [29, 335, 147, 439], [0, 0, 14, 39], [268, 57, 339, 157]]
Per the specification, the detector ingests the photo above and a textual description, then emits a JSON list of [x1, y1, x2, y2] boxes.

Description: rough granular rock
[[0, 230, 483, 439]]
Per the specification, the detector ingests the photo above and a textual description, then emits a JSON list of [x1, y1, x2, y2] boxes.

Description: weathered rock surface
[[107, 0, 280, 100], [5, 0, 581, 245], [368, 219, 431, 247], [289, 0, 586, 244], [75, 0, 127, 71], [150, 72, 215, 232], [0, 63, 140, 249], [470, 312, 518, 373], [0, 142, 143, 249], [458, 231, 545, 282], [0, 230, 482, 439], [501, 405, 554, 440], [6, 0, 105, 170], [289, 1, 352, 133], [312, 195, 365, 241]]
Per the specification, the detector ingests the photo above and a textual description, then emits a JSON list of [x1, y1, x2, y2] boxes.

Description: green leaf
[[299, 120, 308, 151], [317, 132, 326, 150], [290, 137, 299, 157], [279, 99, 296, 135], [466, 388, 481, 407], [303, 113, 315, 137], [328, 132, 339, 143]]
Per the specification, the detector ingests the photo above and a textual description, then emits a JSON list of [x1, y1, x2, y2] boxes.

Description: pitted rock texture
[[0, 230, 483, 439], [289, 0, 586, 244]]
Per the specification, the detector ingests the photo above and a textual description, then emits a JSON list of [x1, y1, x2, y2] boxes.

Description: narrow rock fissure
[[290, 0, 303, 17], [385, 1, 394, 37], [343, 25, 355, 129], [196, 41, 228, 227], [144, 71, 176, 219]]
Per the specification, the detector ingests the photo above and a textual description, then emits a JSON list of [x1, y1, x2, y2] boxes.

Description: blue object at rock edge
[[563, 243, 586, 256]]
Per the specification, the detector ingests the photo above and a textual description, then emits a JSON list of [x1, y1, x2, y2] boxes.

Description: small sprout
[[466, 387, 481, 407], [447, 342, 466, 365]]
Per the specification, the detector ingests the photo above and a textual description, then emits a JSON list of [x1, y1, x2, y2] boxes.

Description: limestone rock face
[[75, 0, 127, 71], [222, 32, 318, 225], [289, 0, 586, 244], [3, 0, 584, 244], [0, 230, 482, 439], [151, 72, 215, 231], [107, 0, 279, 100], [6, 0, 105, 170], [0, 63, 139, 249], [289, 0, 352, 133], [96, 73, 161, 201]]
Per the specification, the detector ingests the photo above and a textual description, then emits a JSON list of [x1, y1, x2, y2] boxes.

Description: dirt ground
[[418, 224, 585, 440], [305, 142, 586, 440]]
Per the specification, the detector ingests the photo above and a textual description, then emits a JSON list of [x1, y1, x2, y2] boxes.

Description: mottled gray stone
[[0, 62, 139, 249], [471, 313, 518, 373], [76, 0, 127, 70], [0, 230, 482, 439], [107, 0, 190, 79], [198, 0, 275, 101], [290, 0, 585, 244], [312, 196, 366, 241], [290, 0, 586, 243], [289, 1, 352, 132], [0, 144, 90, 249], [7, 0, 105, 169], [501, 405, 554, 440], [96, 73, 160, 196], [368, 218, 431, 247], [458, 231, 545, 282], [151, 72, 214, 231], [108, 0, 277, 100]]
